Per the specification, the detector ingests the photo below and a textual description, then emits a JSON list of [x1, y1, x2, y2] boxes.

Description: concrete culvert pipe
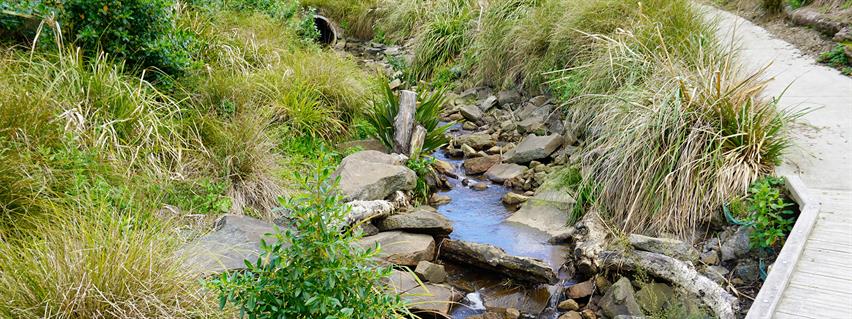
[[313, 15, 338, 46]]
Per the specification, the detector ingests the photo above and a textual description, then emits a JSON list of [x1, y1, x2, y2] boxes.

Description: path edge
[[745, 174, 821, 318]]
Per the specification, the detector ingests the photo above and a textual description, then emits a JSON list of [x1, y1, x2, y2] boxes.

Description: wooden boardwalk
[[701, 5, 852, 319]]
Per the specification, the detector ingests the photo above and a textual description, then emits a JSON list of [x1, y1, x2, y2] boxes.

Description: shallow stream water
[[431, 128, 570, 318]]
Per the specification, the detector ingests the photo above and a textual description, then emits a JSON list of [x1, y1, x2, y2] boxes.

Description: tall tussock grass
[[572, 26, 796, 238]]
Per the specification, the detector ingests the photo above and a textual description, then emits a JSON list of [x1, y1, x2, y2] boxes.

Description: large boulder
[[357, 231, 435, 266], [506, 190, 575, 236], [180, 215, 281, 275], [333, 151, 416, 201], [440, 239, 557, 284], [600, 277, 644, 318], [629, 234, 700, 263], [503, 134, 563, 164], [455, 133, 496, 150], [376, 206, 453, 236], [464, 155, 501, 175], [485, 163, 527, 183]]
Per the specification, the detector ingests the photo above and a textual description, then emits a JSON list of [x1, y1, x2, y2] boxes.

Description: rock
[[628, 234, 700, 263], [472, 182, 489, 191], [393, 90, 417, 153], [430, 193, 452, 206], [334, 151, 417, 201], [462, 144, 479, 157], [456, 133, 496, 150], [704, 265, 729, 284], [700, 250, 719, 265], [502, 192, 529, 205], [566, 279, 596, 299], [460, 104, 483, 122], [788, 8, 844, 36], [359, 223, 380, 236], [834, 26, 852, 42], [433, 159, 457, 178], [503, 134, 563, 164], [506, 308, 521, 319], [336, 139, 387, 152], [357, 231, 436, 266], [463, 121, 478, 130], [595, 275, 612, 292], [635, 283, 674, 314], [600, 277, 644, 318], [477, 283, 559, 315], [180, 215, 280, 275], [517, 114, 546, 134], [480, 95, 498, 111], [529, 95, 550, 106], [506, 190, 575, 236], [558, 299, 580, 311], [449, 112, 464, 121], [497, 89, 521, 106], [415, 260, 448, 283], [558, 311, 582, 319], [343, 199, 396, 226], [580, 309, 597, 319], [387, 270, 461, 316], [340, 149, 406, 165], [720, 226, 752, 261], [440, 239, 558, 284], [464, 155, 502, 175], [485, 163, 527, 183], [544, 108, 564, 135], [376, 206, 453, 236], [732, 259, 760, 284]]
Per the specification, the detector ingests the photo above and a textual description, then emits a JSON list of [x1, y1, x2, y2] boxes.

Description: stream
[[433, 127, 571, 319]]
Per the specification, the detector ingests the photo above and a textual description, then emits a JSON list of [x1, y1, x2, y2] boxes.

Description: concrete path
[[701, 5, 852, 319]]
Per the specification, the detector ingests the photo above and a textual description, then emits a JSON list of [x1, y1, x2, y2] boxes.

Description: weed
[[208, 156, 409, 318], [745, 176, 795, 248], [365, 80, 452, 154], [406, 156, 437, 203], [818, 44, 850, 68]]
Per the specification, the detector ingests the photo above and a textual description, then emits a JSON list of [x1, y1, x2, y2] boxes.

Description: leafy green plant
[[746, 176, 796, 248], [207, 156, 409, 318], [818, 44, 850, 68], [406, 155, 436, 202], [365, 80, 453, 154], [787, 0, 811, 9], [165, 178, 232, 215]]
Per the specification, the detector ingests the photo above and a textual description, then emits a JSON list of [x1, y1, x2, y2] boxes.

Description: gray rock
[[503, 134, 563, 164], [357, 231, 435, 266], [180, 215, 281, 275], [460, 104, 483, 122], [385, 269, 462, 316], [720, 226, 752, 261], [700, 250, 719, 265], [455, 133, 496, 150], [463, 154, 501, 175], [440, 239, 558, 284], [733, 259, 760, 284], [480, 95, 498, 112], [600, 277, 644, 318], [498, 89, 522, 106], [635, 283, 674, 314], [704, 265, 729, 284], [415, 260, 448, 283], [340, 150, 405, 166], [628, 234, 700, 263], [502, 192, 529, 205], [529, 95, 551, 106], [506, 190, 575, 236], [472, 182, 489, 191], [834, 26, 852, 42], [485, 163, 527, 183], [333, 151, 416, 201], [463, 121, 478, 130], [376, 206, 453, 236], [462, 144, 478, 157]]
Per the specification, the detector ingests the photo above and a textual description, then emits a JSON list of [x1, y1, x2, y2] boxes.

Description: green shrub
[[208, 158, 408, 318], [746, 176, 796, 248], [406, 155, 436, 202], [365, 81, 452, 155], [60, 0, 196, 76]]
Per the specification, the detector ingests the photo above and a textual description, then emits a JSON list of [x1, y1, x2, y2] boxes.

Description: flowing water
[[432, 126, 571, 318]]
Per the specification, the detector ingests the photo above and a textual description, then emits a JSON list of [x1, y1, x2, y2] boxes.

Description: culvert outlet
[[313, 15, 338, 46]]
